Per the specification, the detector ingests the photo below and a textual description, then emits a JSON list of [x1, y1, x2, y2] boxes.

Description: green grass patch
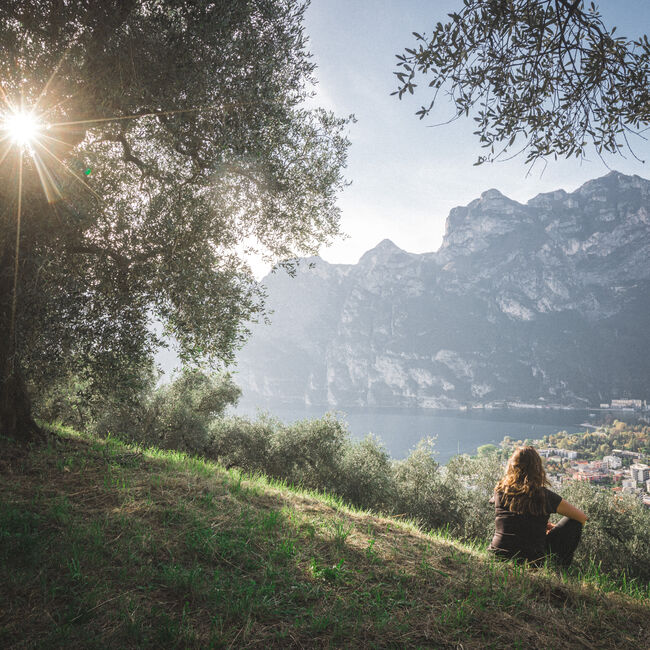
[[0, 426, 647, 648]]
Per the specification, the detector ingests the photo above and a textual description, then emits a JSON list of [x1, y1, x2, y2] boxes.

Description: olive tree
[[394, 0, 650, 165], [0, 0, 350, 441]]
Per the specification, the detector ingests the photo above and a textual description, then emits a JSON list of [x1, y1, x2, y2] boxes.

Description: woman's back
[[489, 446, 586, 568], [489, 487, 562, 563]]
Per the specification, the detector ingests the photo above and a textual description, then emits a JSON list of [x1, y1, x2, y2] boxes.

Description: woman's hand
[[546, 522, 555, 534]]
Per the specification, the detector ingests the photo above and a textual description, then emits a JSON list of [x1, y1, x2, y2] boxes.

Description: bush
[[146, 370, 241, 453], [36, 368, 242, 453], [35, 372, 650, 584], [339, 435, 394, 511], [268, 415, 347, 492], [208, 415, 274, 473], [35, 373, 98, 431], [394, 438, 466, 532], [560, 481, 650, 582], [34, 365, 156, 436], [441, 451, 503, 541]]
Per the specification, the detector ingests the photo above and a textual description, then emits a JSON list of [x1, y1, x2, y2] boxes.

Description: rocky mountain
[[235, 172, 650, 408]]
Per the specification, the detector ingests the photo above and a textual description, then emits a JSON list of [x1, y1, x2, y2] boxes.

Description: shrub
[[147, 370, 241, 452], [560, 480, 650, 582], [208, 415, 274, 473], [268, 415, 347, 492], [394, 438, 465, 531], [39, 368, 242, 453], [34, 365, 156, 436], [34, 373, 97, 431], [339, 435, 395, 511], [442, 451, 504, 541], [35, 372, 650, 584]]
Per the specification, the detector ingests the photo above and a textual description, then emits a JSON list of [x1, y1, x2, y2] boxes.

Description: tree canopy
[[394, 0, 650, 166], [0, 0, 350, 440]]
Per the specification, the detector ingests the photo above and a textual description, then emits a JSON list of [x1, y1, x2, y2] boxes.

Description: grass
[[0, 425, 648, 648]]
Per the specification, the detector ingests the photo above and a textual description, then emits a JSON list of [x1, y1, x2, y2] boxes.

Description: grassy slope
[[0, 427, 648, 649]]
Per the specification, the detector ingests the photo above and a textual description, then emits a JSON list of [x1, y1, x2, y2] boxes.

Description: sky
[[297, 0, 650, 270]]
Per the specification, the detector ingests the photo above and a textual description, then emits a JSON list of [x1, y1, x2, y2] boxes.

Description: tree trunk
[[0, 351, 42, 444], [0, 244, 42, 443]]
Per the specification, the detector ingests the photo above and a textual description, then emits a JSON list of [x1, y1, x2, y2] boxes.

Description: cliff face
[[235, 172, 650, 408]]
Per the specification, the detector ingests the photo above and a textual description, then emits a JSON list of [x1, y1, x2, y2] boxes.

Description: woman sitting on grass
[[488, 446, 587, 568]]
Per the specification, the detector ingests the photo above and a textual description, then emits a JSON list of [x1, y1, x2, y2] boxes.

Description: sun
[[2, 109, 42, 147]]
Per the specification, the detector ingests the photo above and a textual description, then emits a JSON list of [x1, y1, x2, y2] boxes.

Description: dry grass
[[0, 427, 648, 648]]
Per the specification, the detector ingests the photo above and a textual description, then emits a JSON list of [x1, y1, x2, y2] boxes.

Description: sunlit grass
[[1, 425, 647, 647]]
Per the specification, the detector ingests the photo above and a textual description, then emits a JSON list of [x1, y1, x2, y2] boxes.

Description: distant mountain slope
[[236, 172, 650, 408]]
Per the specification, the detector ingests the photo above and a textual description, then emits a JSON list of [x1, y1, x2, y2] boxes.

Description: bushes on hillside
[[393, 438, 460, 530], [442, 452, 504, 540], [268, 416, 348, 493], [34, 368, 242, 454], [339, 435, 395, 511], [210, 414, 348, 493], [143, 371, 241, 452], [209, 415, 275, 474], [36, 373, 650, 584], [560, 480, 650, 582], [34, 365, 157, 436], [203, 418, 650, 583]]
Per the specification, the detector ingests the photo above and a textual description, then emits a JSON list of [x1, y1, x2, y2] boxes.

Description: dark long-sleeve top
[[488, 488, 562, 563]]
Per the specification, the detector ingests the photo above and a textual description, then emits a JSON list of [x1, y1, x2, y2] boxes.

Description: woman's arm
[[556, 499, 588, 524]]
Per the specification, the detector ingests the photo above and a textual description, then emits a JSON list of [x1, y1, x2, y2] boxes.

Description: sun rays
[[0, 44, 252, 359], [2, 109, 42, 147]]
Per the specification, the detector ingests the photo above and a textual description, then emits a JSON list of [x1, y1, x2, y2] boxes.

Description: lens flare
[[2, 110, 42, 147]]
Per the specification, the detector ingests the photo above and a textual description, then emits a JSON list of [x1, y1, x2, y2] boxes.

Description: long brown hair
[[495, 446, 550, 515]]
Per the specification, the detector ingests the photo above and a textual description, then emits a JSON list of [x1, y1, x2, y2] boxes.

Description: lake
[[233, 403, 594, 464]]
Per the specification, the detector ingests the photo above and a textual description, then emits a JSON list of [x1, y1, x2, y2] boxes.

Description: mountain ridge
[[236, 172, 650, 409]]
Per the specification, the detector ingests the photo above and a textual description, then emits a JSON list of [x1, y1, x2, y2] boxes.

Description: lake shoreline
[[233, 403, 599, 464]]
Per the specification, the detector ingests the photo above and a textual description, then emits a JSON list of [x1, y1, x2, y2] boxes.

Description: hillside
[[1, 428, 648, 648], [236, 171, 650, 409]]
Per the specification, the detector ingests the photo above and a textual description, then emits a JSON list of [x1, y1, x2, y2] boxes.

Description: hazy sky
[[302, 0, 650, 268]]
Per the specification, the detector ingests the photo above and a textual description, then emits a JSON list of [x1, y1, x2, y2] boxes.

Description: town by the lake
[[521, 413, 650, 509]]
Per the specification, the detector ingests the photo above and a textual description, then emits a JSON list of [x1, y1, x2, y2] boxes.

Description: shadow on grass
[[0, 430, 648, 649]]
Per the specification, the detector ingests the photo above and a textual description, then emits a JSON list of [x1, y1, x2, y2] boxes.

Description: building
[[630, 463, 650, 483], [610, 399, 644, 409], [538, 448, 578, 460], [646, 479, 650, 494], [573, 471, 609, 483], [621, 479, 637, 489], [603, 455, 622, 469], [612, 449, 641, 459]]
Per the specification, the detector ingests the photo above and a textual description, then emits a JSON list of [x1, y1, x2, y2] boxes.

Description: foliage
[[210, 414, 349, 493], [541, 421, 650, 460], [136, 370, 242, 453], [39, 378, 650, 583], [33, 363, 157, 434], [561, 480, 650, 582], [268, 415, 348, 493], [393, 438, 458, 530], [0, 0, 351, 439], [339, 435, 395, 511], [2, 429, 648, 648], [476, 443, 499, 456], [443, 451, 505, 540], [394, 0, 650, 165], [35, 368, 242, 454], [208, 415, 275, 474]]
